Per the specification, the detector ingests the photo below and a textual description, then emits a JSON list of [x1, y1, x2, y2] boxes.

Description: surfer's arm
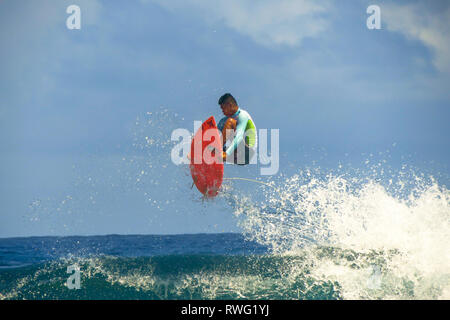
[[217, 117, 226, 132], [225, 112, 249, 156]]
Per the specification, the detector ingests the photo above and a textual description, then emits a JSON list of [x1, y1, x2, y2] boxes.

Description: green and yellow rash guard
[[217, 108, 257, 157]]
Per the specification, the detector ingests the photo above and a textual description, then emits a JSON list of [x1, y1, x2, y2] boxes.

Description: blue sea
[[0, 233, 331, 300], [1, 157, 449, 300], [1, 110, 448, 300], [1, 227, 448, 300]]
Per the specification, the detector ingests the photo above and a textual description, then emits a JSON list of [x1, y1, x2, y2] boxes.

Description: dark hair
[[218, 93, 237, 106]]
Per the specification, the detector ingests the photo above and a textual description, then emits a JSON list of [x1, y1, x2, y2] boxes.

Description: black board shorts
[[232, 144, 256, 165]]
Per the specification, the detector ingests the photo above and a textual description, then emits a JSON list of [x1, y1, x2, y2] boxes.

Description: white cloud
[[148, 0, 332, 47], [383, 3, 450, 73]]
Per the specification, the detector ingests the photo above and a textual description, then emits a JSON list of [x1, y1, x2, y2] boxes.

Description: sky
[[0, 0, 449, 237]]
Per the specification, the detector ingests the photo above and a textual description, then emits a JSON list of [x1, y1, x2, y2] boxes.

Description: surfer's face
[[220, 101, 237, 117]]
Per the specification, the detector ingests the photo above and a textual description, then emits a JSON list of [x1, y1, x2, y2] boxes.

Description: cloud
[[147, 0, 332, 47], [0, 0, 103, 104], [383, 3, 450, 73]]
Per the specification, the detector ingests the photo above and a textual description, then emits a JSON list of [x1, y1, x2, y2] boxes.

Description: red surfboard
[[190, 116, 224, 197]]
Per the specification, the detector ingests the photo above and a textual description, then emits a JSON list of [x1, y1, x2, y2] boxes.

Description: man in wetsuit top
[[217, 93, 257, 165]]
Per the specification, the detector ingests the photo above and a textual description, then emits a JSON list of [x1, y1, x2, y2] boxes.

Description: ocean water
[[1, 178, 449, 301], [0, 233, 344, 300], [1, 168, 449, 302], [1, 233, 286, 300], [0, 233, 369, 300], [1, 110, 449, 300]]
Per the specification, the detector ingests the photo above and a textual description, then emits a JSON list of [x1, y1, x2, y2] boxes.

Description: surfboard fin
[[191, 176, 198, 189]]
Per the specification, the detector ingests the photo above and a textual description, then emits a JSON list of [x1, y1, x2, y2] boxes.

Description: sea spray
[[227, 166, 450, 299]]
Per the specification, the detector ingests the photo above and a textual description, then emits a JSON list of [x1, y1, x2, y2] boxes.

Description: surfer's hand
[[187, 152, 191, 160]]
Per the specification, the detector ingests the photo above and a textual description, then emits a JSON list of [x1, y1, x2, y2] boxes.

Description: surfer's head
[[218, 93, 239, 117]]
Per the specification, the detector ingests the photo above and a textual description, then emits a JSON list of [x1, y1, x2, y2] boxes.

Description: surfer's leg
[[234, 144, 254, 165], [222, 118, 237, 146]]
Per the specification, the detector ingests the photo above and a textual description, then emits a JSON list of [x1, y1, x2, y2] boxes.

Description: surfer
[[217, 93, 257, 165]]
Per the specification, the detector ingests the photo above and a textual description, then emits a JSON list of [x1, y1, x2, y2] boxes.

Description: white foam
[[231, 168, 450, 299]]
